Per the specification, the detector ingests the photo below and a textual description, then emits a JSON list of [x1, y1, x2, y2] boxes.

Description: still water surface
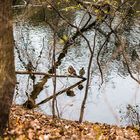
[[13, 11, 140, 126]]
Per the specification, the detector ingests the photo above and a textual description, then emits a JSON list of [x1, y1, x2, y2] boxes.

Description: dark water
[[13, 2, 140, 126]]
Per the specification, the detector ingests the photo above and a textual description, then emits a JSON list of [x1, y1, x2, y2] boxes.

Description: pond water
[[13, 6, 140, 126]]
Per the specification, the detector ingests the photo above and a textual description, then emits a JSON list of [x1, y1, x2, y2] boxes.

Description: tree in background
[[0, 0, 16, 136]]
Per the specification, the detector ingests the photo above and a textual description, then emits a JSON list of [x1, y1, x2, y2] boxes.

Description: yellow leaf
[[62, 35, 68, 41], [95, 9, 99, 13], [59, 39, 64, 44]]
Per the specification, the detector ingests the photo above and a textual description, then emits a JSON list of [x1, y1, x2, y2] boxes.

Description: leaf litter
[[2, 105, 140, 139]]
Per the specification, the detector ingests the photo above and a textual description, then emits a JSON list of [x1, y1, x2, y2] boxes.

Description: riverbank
[[3, 105, 140, 139]]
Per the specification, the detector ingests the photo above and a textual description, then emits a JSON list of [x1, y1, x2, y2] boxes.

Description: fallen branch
[[36, 78, 86, 106]]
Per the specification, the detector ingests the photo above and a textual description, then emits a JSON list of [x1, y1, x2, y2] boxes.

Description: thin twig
[[15, 71, 86, 79], [52, 32, 57, 117]]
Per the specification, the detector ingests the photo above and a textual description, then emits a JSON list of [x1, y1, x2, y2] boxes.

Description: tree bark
[[0, 0, 16, 136]]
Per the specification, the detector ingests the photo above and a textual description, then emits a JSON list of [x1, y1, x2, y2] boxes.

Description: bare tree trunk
[[0, 0, 16, 136]]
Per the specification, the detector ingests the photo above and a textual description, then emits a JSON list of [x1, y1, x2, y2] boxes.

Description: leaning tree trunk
[[0, 0, 16, 136]]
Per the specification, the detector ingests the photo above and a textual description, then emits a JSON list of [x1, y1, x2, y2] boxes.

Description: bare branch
[[79, 31, 97, 123]]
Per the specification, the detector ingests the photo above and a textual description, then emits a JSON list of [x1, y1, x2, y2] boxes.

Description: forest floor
[[3, 105, 140, 140]]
